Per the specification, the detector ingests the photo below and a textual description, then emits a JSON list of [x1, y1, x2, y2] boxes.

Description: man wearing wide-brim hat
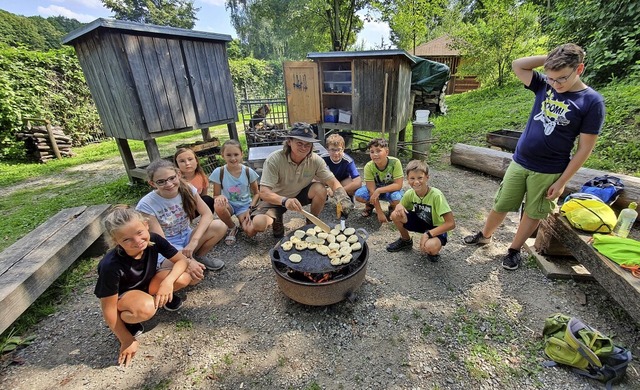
[[250, 122, 354, 238]]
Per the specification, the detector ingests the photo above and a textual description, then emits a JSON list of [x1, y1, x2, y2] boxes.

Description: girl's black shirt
[[94, 233, 178, 298]]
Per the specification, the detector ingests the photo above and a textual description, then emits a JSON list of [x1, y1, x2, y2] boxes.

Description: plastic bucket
[[415, 110, 430, 123]]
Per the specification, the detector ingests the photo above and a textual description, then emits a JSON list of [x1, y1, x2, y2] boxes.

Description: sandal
[[361, 203, 374, 218], [224, 225, 238, 246]]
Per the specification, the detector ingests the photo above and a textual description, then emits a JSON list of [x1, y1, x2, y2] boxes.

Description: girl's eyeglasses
[[154, 175, 178, 186]]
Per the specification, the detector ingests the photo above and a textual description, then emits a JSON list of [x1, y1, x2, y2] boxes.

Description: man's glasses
[[547, 68, 576, 85], [294, 141, 312, 149], [154, 175, 178, 186]]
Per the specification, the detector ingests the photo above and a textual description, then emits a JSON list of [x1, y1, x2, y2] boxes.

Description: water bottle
[[612, 202, 638, 238]]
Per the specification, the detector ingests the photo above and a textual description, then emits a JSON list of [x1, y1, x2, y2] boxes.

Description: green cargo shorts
[[493, 161, 562, 220]]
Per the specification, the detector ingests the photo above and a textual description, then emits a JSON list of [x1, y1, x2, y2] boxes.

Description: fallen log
[[450, 143, 640, 213]]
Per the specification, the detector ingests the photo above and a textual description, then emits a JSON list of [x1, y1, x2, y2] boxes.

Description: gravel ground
[[1, 152, 639, 390]]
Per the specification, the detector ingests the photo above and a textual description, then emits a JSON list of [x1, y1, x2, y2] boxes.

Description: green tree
[[226, 0, 365, 60], [45, 16, 84, 35], [102, 0, 199, 29], [452, 0, 545, 86], [0, 10, 48, 50], [0, 10, 86, 50], [542, 0, 640, 85], [372, 0, 447, 53]]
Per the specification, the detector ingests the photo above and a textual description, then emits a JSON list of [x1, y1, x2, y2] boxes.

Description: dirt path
[[1, 153, 639, 390]]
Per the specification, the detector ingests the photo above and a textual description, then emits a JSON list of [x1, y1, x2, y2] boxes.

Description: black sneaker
[[463, 231, 492, 245], [386, 237, 413, 252], [502, 248, 521, 270], [164, 295, 184, 311], [125, 322, 144, 337], [272, 216, 284, 238], [426, 254, 441, 263]]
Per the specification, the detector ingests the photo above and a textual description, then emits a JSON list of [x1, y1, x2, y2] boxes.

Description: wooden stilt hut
[[63, 18, 238, 182]]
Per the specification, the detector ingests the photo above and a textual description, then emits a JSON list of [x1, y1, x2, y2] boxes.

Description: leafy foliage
[[452, 0, 545, 86], [226, 0, 365, 60], [372, 0, 448, 52], [543, 0, 640, 85], [0, 10, 83, 51], [229, 57, 284, 99], [102, 0, 199, 28], [0, 46, 101, 159]]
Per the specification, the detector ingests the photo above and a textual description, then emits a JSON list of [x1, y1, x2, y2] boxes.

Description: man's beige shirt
[[260, 149, 334, 198]]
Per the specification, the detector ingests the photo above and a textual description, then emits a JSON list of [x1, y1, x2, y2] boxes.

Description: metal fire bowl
[[271, 244, 368, 306]]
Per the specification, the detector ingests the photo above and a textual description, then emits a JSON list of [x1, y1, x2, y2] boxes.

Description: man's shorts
[[404, 210, 447, 246], [354, 185, 404, 202], [251, 182, 315, 220], [493, 161, 562, 220]]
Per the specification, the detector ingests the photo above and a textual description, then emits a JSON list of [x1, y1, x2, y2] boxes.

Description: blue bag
[[580, 175, 624, 205]]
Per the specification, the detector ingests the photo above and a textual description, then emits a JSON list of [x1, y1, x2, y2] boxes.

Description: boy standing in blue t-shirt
[[463, 43, 605, 271]]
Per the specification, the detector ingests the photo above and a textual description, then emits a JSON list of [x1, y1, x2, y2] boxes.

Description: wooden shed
[[414, 36, 480, 95], [63, 18, 238, 182], [284, 50, 414, 156]]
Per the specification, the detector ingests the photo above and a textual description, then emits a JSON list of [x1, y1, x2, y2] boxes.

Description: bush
[[0, 46, 101, 159]]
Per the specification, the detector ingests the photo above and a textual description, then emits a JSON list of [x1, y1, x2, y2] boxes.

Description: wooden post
[[45, 121, 62, 160]]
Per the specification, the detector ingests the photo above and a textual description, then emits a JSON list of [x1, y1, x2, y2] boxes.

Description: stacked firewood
[[412, 82, 448, 116], [245, 124, 287, 147], [16, 125, 74, 162]]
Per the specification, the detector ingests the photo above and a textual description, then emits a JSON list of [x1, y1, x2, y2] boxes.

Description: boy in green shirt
[[386, 160, 456, 262], [354, 138, 404, 224]]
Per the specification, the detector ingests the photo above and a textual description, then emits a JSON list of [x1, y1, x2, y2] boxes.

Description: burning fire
[[302, 272, 332, 283]]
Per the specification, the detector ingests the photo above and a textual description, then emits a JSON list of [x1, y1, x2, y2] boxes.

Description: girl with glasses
[[136, 159, 228, 282]]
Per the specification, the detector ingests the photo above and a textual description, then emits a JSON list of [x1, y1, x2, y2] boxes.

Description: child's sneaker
[[426, 254, 440, 262], [463, 231, 492, 245], [125, 322, 144, 337], [272, 216, 284, 238], [197, 256, 225, 271], [502, 248, 522, 270], [386, 237, 413, 252], [164, 295, 184, 311]]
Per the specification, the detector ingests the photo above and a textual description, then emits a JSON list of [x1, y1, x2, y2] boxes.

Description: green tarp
[[408, 54, 450, 94]]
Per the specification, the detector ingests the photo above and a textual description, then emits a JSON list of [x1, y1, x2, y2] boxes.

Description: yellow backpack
[[560, 198, 617, 233]]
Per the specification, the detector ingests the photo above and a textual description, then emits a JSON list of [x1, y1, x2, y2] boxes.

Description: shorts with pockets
[[493, 161, 562, 220]]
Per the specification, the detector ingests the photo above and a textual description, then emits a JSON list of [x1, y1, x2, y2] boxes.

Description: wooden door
[[284, 61, 320, 125]]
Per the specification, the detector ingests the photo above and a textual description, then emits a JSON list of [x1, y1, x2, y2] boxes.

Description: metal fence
[[239, 97, 291, 148]]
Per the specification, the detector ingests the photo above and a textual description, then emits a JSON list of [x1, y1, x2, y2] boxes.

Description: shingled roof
[[414, 36, 459, 57]]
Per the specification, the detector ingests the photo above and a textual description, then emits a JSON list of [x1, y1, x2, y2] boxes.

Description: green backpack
[[542, 314, 632, 389]]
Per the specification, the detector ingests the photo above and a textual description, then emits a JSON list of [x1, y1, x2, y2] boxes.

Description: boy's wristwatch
[[426, 231, 433, 238]]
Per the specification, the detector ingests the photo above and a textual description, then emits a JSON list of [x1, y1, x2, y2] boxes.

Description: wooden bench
[[534, 212, 640, 325], [0, 205, 111, 334]]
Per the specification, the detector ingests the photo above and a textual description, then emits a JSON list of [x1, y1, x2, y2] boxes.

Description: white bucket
[[415, 110, 430, 123]]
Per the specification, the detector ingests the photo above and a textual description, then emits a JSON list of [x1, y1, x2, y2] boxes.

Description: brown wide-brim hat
[[285, 122, 321, 143]]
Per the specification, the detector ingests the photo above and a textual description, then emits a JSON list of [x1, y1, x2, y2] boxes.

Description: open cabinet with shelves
[[320, 61, 353, 125]]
